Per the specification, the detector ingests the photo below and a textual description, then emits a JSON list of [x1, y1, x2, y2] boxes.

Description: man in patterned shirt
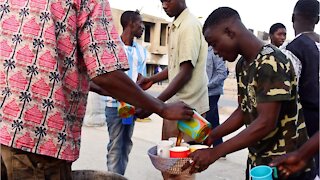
[[0, 0, 193, 179], [182, 7, 316, 180]]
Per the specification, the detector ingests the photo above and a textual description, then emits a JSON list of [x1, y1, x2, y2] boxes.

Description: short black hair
[[120, 10, 141, 29], [203, 7, 241, 34], [294, 0, 319, 18], [269, 23, 286, 35]]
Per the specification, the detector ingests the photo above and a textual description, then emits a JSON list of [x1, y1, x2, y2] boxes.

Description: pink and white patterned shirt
[[0, 0, 128, 161]]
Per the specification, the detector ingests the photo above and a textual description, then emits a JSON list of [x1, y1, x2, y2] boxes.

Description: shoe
[[136, 117, 152, 122]]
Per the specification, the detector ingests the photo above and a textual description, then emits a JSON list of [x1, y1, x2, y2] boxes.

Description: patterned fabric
[[105, 41, 147, 107], [236, 45, 313, 171], [0, 0, 129, 161]]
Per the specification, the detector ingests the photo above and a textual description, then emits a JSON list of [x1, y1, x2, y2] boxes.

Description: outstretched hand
[[203, 131, 216, 146], [181, 148, 219, 174], [137, 73, 153, 90], [160, 101, 193, 120], [269, 152, 307, 179]]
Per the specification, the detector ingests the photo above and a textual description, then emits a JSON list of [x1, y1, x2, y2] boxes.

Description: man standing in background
[[137, 0, 209, 179], [278, 0, 319, 175], [269, 23, 287, 48], [104, 10, 147, 175], [206, 46, 228, 148]]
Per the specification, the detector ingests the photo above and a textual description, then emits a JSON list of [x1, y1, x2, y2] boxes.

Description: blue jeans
[[206, 95, 223, 146], [105, 107, 134, 175]]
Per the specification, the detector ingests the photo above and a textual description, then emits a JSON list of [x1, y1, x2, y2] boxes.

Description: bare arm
[[214, 102, 281, 157], [89, 81, 111, 96], [269, 132, 319, 178], [149, 68, 169, 83], [92, 70, 163, 114], [92, 70, 193, 120], [157, 61, 193, 102], [185, 102, 281, 174], [137, 68, 168, 90], [297, 131, 319, 160], [206, 97, 245, 145]]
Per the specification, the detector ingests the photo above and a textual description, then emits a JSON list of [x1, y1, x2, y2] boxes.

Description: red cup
[[169, 146, 190, 158]]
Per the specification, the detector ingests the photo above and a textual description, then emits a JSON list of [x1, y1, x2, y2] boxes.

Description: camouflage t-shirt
[[236, 45, 313, 172]]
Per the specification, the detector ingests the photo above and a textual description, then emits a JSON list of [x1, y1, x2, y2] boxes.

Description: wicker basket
[[72, 170, 127, 180], [147, 146, 192, 175]]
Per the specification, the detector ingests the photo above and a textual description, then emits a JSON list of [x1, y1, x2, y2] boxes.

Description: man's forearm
[[215, 102, 280, 157], [157, 68, 192, 102], [211, 107, 245, 141], [298, 132, 319, 161], [157, 62, 193, 102], [150, 68, 168, 83], [92, 70, 164, 115], [89, 81, 111, 96]]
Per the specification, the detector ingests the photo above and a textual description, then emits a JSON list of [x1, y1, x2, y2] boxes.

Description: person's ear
[[128, 19, 134, 28], [224, 27, 235, 39], [315, 16, 319, 25], [291, 14, 295, 23]]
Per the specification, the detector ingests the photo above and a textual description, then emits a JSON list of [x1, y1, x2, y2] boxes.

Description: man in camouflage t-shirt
[[182, 7, 316, 180], [236, 44, 315, 179]]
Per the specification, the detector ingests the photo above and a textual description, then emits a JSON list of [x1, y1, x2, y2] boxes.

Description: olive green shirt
[[167, 8, 209, 114]]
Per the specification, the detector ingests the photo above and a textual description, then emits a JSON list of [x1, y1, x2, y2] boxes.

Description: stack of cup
[[157, 140, 174, 158]]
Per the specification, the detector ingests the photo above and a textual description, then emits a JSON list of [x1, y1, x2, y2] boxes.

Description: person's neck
[[295, 26, 315, 36], [121, 30, 134, 46], [174, 6, 187, 19], [240, 32, 264, 65]]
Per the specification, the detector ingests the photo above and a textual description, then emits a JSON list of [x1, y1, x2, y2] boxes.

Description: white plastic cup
[[157, 140, 174, 158]]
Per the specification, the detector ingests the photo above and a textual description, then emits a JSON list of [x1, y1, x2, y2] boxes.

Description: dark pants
[[1, 145, 72, 180], [303, 108, 319, 175], [207, 95, 223, 146]]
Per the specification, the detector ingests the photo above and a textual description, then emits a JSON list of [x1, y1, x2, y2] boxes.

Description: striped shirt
[[105, 41, 147, 107]]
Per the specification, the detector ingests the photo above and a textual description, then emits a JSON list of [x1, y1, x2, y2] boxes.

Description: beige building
[[111, 8, 170, 76]]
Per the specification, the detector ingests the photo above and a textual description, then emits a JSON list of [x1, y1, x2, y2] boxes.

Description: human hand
[[135, 108, 152, 119], [269, 151, 307, 179], [160, 101, 193, 120], [203, 131, 216, 146], [137, 73, 153, 90], [181, 148, 220, 174]]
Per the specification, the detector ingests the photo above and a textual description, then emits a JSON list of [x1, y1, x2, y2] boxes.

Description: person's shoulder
[[287, 34, 316, 51], [182, 10, 202, 27], [260, 45, 276, 56], [259, 44, 288, 63], [133, 41, 146, 50]]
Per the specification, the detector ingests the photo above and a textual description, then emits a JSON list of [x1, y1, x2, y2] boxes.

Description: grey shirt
[[206, 46, 228, 96]]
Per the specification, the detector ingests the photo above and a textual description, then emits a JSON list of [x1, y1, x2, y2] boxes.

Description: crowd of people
[[0, 0, 318, 180]]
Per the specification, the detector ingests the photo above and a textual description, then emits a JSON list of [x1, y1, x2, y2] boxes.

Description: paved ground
[[73, 82, 250, 180]]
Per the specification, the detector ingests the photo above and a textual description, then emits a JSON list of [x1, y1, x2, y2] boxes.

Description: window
[[144, 22, 154, 43], [160, 23, 168, 46]]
